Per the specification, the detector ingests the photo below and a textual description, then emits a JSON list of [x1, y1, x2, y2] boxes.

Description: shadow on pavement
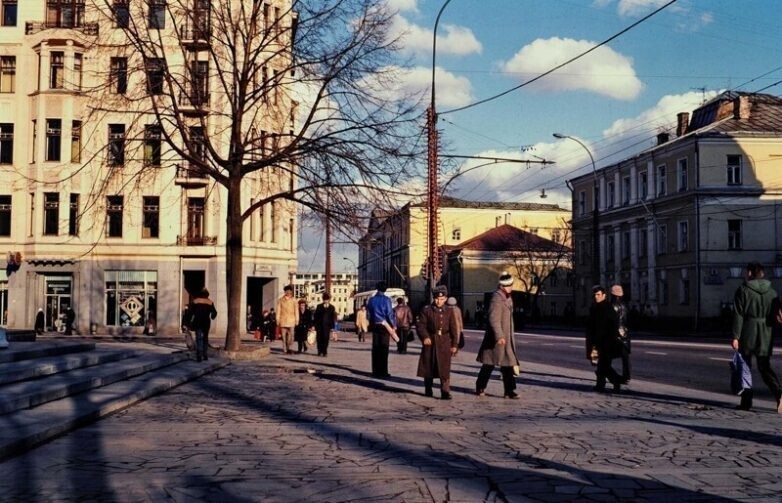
[[633, 417, 782, 447]]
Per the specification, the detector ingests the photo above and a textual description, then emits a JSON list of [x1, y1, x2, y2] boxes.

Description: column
[[613, 226, 621, 281], [646, 160, 655, 201], [599, 176, 606, 211], [647, 220, 657, 304], [630, 222, 639, 301], [599, 228, 607, 286], [630, 164, 638, 205]]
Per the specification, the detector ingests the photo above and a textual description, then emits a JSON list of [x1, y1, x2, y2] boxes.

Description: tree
[[86, 0, 420, 349]]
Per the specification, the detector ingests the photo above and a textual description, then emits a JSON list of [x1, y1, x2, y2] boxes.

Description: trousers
[[371, 324, 390, 377], [476, 364, 516, 395]]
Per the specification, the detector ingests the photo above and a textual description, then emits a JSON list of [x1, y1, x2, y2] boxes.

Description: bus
[[353, 288, 407, 314]]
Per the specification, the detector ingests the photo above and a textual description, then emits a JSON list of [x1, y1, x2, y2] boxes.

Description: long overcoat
[[476, 289, 519, 367], [733, 278, 778, 356], [586, 300, 620, 359], [416, 304, 459, 379]]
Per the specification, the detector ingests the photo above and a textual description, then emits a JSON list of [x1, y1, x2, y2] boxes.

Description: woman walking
[[356, 305, 369, 342], [294, 300, 313, 353]]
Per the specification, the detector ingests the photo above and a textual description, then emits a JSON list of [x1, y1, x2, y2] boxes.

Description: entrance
[[182, 270, 205, 306], [44, 275, 72, 331], [246, 277, 272, 332]]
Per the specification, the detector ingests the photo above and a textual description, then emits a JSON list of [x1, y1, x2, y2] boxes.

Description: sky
[[298, 0, 782, 274]]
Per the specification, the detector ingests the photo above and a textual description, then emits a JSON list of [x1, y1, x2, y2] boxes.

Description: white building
[[291, 272, 357, 320]]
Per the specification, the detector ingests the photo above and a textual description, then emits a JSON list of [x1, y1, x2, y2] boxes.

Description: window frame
[[45, 118, 62, 162], [70, 120, 81, 163], [147, 0, 166, 29], [2, 0, 18, 27], [0, 123, 13, 164], [677, 220, 689, 252], [143, 125, 162, 167], [727, 219, 742, 250], [727, 154, 743, 186], [107, 124, 125, 166], [656, 165, 666, 196], [142, 195, 160, 238], [110, 57, 128, 94], [677, 157, 688, 192], [0, 194, 11, 237], [638, 171, 648, 200], [43, 192, 59, 236], [0, 56, 15, 93], [50, 51, 65, 89], [68, 193, 79, 236], [113, 0, 129, 28], [657, 223, 667, 255], [106, 195, 124, 237]]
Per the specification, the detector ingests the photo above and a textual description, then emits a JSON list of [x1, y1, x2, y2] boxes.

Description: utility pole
[[325, 213, 332, 294]]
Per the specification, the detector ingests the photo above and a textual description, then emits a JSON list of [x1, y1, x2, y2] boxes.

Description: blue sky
[[300, 0, 782, 273]]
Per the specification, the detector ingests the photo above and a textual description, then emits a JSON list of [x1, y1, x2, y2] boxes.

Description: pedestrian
[[261, 309, 271, 341], [610, 285, 631, 384], [294, 300, 313, 353], [64, 306, 76, 335], [586, 285, 623, 392], [417, 285, 459, 399], [394, 297, 413, 354], [314, 293, 337, 357], [447, 297, 465, 349], [355, 305, 369, 342], [276, 285, 298, 354], [731, 262, 781, 412], [246, 304, 254, 333], [475, 272, 521, 399], [366, 281, 397, 378], [35, 308, 45, 334], [187, 287, 217, 362]]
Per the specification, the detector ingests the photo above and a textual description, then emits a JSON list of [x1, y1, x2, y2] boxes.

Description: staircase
[[0, 341, 227, 460]]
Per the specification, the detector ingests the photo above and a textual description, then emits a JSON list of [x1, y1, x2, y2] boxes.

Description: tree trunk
[[224, 175, 243, 351]]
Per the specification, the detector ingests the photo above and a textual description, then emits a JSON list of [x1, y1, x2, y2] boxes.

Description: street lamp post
[[343, 256, 357, 294], [553, 133, 600, 286]]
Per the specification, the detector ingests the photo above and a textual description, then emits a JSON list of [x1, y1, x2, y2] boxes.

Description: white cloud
[[389, 15, 482, 57], [501, 37, 643, 101], [615, 0, 672, 17], [384, 0, 418, 13], [364, 65, 474, 109], [601, 90, 718, 138]]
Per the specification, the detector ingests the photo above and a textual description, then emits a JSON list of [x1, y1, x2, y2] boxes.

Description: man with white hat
[[475, 272, 521, 399], [610, 284, 631, 384]]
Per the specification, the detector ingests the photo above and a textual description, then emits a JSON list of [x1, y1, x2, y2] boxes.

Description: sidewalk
[[2, 333, 781, 502]]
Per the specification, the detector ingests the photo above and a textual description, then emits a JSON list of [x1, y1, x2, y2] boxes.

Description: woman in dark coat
[[416, 285, 459, 399], [294, 300, 313, 353], [313, 293, 337, 357]]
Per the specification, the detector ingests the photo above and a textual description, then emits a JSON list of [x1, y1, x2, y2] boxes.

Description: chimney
[[676, 112, 689, 137], [656, 132, 670, 145], [733, 95, 751, 120]]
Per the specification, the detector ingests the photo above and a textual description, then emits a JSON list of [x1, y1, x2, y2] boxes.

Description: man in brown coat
[[276, 285, 299, 354], [416, 285, 459, 399], [476, 272, 520, 399]]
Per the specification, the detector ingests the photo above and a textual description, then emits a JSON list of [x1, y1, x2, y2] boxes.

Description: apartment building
[[359, 196, 570, 311], [0, 1, 297, 334], [291, 272, 356, 319], [569, 92, 782, 329]]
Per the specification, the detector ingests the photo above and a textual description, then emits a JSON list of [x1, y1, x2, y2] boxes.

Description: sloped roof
[[411, 196, 563, 212], [449, 224, 568, 253]]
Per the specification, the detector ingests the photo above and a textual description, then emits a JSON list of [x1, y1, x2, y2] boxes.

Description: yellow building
[[0, 1, 297, 334], [359, 197, 570, 311], [569, 92, 782, 330]]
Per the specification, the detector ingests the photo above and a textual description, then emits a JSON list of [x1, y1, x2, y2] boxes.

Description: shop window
[[105, 270, 157, 327]]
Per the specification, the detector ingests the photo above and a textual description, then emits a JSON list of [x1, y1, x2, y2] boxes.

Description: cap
[[592, 284, 606, 294], [610, 285, 624, 296], [446, 297, 457, 306], [432, 285, 448, 298], [499, 271, 513, 287]]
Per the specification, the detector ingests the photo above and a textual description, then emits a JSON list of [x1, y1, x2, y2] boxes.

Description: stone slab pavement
[[2, 335, 781, 502]]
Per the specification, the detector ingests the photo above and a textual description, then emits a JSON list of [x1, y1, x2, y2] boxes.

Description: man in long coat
[[476, 272, 520, 399], [314, 293, 337, 357], [417, 285, 459, 399], [586, 285, 622, 392], [732, 262, 781, 412]]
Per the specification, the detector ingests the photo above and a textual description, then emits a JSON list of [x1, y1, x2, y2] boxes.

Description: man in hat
[[366, 281, 396, 377], [314, 293, 337, 357], [417, 285, 459, 399], [586, 285, 622, 392], [476, 272, 521, 399], [276, 285, 299, 354], [610, 284, 631, 384]]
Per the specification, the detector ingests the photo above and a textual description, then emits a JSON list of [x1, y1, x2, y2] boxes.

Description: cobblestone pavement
[[3, 336, 782, 502]]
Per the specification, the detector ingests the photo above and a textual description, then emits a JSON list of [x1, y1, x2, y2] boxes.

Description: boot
[[737, 389, 753, 410]]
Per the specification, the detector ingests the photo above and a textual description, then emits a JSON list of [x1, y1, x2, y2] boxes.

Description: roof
[[448, 224, 569, 253], [411, 196, 563, 212]]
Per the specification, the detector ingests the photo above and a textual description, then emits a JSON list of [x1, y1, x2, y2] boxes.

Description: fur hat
[[432, 285, 448, 298], [446, 297, 457, 306], [499, 271, 514, 287], [610, 285, 624, 297]]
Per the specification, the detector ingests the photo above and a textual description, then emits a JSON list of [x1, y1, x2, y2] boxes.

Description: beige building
[[291, 272, 356, 320], [0, 1, 297, 334], [569, 92, 782, 329], [359, 196, 570, 311]]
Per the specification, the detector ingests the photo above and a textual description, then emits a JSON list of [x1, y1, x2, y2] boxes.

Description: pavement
[[2, 333, 781, 502]]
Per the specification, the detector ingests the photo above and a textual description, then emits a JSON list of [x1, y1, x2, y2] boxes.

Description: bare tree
[[83, 0, 421, 349]]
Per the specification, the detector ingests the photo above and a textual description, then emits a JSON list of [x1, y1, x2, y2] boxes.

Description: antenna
[[691, 86, 707, 104]]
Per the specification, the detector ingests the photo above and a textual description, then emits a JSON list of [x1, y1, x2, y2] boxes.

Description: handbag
[[306, 328, 316, 347], [512, 364, 521, 376], [458, 331, 465, 349], [730, 351, 752, 395]]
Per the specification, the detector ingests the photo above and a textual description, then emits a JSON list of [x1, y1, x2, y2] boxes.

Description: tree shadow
[[632, 416, 782, 447]]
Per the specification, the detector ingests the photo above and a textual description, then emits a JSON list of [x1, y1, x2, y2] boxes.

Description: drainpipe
[[694, 140, 701, 332]]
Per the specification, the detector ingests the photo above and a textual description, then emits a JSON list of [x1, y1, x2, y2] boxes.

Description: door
[[44, 275, 72, 331]]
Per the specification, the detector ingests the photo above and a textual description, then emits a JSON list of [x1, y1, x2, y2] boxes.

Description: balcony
[[175, 164, 209, 187], [178, 90, 210, 116], [25, 21, 99, 36], [177, 235, 217, 246]]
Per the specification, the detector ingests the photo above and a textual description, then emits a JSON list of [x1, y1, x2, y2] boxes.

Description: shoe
[[424, 388, 433, 397], [777, 396, 782, 414], [504, 392, 520, 399], [476, 388, 485, 397], [592, 386, 606, 393], [735, 404, 752, 411], [612, 383, 621, 393], [441, 392, 452, 400]]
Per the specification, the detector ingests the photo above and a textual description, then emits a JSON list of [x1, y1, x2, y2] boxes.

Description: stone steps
[[0, 342, 96, 364], [0, 347, 142, 385]]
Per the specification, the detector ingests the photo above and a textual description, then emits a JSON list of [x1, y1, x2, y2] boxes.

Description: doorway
[[44, 275, 72, 331], [183, 270, 205, 307], [246, 277, 272, 332]]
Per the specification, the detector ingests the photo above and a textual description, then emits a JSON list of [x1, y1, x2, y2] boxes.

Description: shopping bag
[[253, 329, 261, 341], [306, 328, 316, 348], [730, 351, 752, 395], [184, 330, 195, 350]]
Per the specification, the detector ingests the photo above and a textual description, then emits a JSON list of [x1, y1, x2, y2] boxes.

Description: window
[[106, 195, 123, 237], [186, 197, 204, 241], [621, 230, 630, 259], [677, 158, 688, 192], [622, 176, 631, 205], [656, 165, 666, 196], [28, 192, 34, 236], [728, 219, 742, 250], [289, 218, 294, 252], [105, 270, 157, 327], [270, 202, 277, 243], [113, 0, 129, 28], [0, 56, 15, 93], [45, 119, 62, 162], [110, 57, 127, 94], [46, 0, 85, 28], [679, 269, 690, 305], [658, 271, 668, 305], [578, 191, 585, 216], [259, 204, 265, 241], [189, 60, 208, 105], [678, 221, 688, 252], [190, 126, 205, 162], [657, 224, 667, 255], [727, 154, 742, 186], [0, 195, 10, 236], [142, 196, 159, 238], [70, 120, 81, 163], [607, 235, 615, 262], [43, 192, 59, 235], [146, 58, 165, 95], [728, 266, 744, 278], [606, 182, 615, 208], [107, 124, 125, 166], [0, 123, 12, 164], [451, 228, 461, 241], [2, 0, 17, 26], [68, 193, 79, 236], [639, 171, 648, 200], [529, 228, 539, 235], [148, 0, 166, 29], [143, 125, 162, 166], [50, 52, 64, 89], [551, 229, 561, 243], [638, 227, 647, 258], [31, 120, 35, 162], [73, 53, 82, 90]]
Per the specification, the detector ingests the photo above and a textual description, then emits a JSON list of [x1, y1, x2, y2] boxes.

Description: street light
[[343, 256, 358, 302], [553, 133, 600, 286]]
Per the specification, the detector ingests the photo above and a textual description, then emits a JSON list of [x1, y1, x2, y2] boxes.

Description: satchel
[[306, 328, 316, 347]]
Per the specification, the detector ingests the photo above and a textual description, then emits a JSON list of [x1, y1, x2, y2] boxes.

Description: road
[[462, 328, 780, 401]]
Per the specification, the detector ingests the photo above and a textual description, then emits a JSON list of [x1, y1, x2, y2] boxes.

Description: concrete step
[[0, 352, 188, 415], [0, 348, 142, 385], [0, 358, 229, 460], [0, 342, 96, 364]]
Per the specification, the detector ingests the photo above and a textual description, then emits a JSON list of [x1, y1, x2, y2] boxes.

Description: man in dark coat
[[476, 272, 521, 399], [64, 306, 76, 335], [314, 293, 337, 357], [34, 308, 45, 334], [732, 262, 781, 412], [417, 285, 459, 399], [294, 299, 313, 353], [188, 288, 217, 362], [366, 281, 396, 377], [394, 297, 413, 354], [586, 285, 622, 392]]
